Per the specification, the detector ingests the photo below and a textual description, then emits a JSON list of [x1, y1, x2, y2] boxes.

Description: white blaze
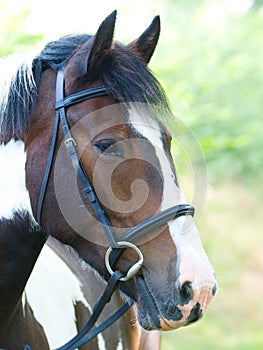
[[128, 109, 216, 298]]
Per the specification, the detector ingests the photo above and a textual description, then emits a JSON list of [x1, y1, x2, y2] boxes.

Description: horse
[[0, 11, 217, 349]]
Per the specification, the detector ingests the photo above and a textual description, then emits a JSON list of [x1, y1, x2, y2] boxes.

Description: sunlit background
[[0, 0, 263, 349]]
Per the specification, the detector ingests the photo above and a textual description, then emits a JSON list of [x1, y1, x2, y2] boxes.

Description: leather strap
[[72, 302, 130, 348], [34, 65, 196, 350], [54, 270, 132, 350], [55, 86, 109, 110], [36, 111, 60, 224], [122, 204, 194, 242], [107, 204, 195, 280], [56, 68, 120, 247], [37, 68, 120, 247]]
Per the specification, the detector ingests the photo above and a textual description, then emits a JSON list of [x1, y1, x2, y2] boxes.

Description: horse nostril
[[212, 283, 217, 296], [187, 302, 203, 324], [180, 281, 193, 304]]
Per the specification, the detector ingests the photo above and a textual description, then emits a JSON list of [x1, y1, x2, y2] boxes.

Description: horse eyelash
[[94, 140, 118, 155]]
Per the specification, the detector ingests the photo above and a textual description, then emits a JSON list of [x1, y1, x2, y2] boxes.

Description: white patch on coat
[[24, 244, 107, 349], [116, 337, 124, 350], [0, 140, 33, 220], [21, 292, 26, 317]]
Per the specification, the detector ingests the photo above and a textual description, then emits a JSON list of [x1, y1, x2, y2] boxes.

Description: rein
[[33, 66, 195, 349]]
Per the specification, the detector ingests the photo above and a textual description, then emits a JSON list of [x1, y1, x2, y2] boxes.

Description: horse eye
[[94, 140, 120, 156]]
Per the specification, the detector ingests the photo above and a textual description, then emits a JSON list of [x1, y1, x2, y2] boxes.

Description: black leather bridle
[[33, 66, 195, 349]]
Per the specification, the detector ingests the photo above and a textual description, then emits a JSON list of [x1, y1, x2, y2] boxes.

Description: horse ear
[[127, 16, 160, 64], [66, 11, 116, 87], [86, 10, 116, 74]]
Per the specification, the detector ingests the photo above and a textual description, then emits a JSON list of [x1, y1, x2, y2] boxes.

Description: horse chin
[[159, 318, 187, 331], [134, 276, 167, 331]]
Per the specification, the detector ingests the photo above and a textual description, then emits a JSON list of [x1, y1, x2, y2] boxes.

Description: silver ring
[[105, 241, 144, 282]]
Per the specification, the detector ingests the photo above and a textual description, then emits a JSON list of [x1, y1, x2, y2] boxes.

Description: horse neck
[[0, 212, 47, 335]]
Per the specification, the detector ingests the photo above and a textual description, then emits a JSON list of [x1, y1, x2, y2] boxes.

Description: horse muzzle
[[135, 270, 217, 331], [159, 280, 217, 330]]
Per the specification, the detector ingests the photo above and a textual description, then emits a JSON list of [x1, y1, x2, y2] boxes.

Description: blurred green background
[[1, 0, 262, 349]]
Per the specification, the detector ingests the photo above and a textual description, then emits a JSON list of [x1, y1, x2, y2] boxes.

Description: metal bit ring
[[105, 241, 144, 282]]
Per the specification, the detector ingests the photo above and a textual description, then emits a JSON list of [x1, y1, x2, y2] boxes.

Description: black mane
[[0, 34, 171, 144]]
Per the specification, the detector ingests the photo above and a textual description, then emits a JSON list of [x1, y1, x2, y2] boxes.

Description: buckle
[[64, 137, 77, 146]]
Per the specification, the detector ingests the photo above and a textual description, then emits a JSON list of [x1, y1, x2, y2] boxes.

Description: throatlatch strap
[[36, 111, 60, 225]]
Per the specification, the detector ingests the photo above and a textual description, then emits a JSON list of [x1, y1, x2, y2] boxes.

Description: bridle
[[32, 66, 195, 350]]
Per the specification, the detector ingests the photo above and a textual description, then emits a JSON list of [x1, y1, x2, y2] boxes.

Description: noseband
[[34, 66, 195, 350]]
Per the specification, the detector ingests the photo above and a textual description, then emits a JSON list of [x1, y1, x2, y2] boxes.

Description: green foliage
[[151, 1, 263, 186], [252, 0, 263, 10], [0, 1, 43, 56]]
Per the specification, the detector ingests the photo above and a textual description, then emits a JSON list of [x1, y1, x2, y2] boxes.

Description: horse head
[[24, 11, 217, 331]]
